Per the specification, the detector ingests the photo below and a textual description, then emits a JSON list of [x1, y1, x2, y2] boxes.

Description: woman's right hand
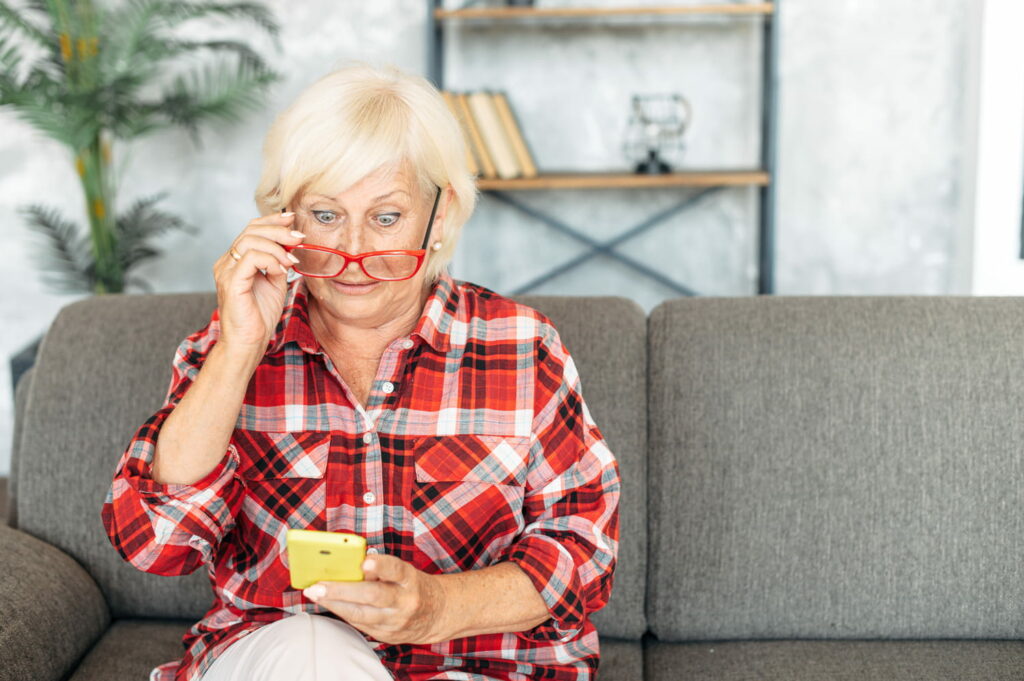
[[214, 211, 306, 356]]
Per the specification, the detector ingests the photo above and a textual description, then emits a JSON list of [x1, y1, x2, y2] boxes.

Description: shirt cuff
[[131, 443, 240, 506], [498, 533, 585, 643]]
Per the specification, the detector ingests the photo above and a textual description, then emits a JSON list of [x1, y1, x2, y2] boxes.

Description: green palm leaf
[[2, 0, 282, 294], [159, 55, 279, 144], [0, 0, 49, 46], [114, 192, 199, 272], [20, 203, 96, 294]]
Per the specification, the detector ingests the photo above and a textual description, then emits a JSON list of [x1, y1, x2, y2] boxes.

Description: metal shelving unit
[[426, 1, 780, 295]]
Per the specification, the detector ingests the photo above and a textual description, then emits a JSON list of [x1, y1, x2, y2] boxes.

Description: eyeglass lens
[[290, 249, 419, 280]]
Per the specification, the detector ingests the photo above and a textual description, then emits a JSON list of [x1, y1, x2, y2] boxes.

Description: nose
[[332, 224, 366, 255]]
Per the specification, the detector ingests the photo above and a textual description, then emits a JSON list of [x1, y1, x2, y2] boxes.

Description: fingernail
[[290, 231, 305, 238], [304, 584, 326, 600], [279, 264, 289, 274], [287, 253, 300, 263], [281, 211, 295, 217]]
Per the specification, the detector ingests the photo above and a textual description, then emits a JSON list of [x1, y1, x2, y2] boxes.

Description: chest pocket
[[413, 433, 531, 486], [410, 434, 532, 572], [233, 430, 331, 480]]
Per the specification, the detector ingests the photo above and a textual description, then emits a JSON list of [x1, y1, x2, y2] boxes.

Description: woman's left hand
[[302, 554, 449, 645]]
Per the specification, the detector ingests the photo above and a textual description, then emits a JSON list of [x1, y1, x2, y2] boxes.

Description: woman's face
[[290, 163, 448, 332]]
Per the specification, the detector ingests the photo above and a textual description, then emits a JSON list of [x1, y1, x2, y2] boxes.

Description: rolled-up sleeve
[[498, 320, 621, 642], [100, 309, 245, 576]]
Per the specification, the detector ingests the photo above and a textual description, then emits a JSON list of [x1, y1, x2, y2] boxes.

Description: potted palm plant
[[1, 0, 282, 392]]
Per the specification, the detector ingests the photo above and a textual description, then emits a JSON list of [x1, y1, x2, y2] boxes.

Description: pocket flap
[[414, 434, 531, 486], [233, 430, 331, 480]]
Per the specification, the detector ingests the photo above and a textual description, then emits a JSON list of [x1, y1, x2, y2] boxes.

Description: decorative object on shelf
[[622, 93, 692, 174], [0, 0, 282, 295]]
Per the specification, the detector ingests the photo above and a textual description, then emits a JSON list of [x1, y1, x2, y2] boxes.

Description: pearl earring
[[431, 241, 442, 251]]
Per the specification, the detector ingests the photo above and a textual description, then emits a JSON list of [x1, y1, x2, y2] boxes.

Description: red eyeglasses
[[282, 185, 442, 282]]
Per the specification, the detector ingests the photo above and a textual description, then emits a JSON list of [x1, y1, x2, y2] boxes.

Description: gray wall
[[0, 0, 975, 476]]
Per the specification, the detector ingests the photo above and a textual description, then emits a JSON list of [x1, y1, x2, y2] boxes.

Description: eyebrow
[[308, 189, 411, 204]]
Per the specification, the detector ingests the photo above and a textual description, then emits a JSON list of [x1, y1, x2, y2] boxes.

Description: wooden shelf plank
[[474, 170, 770, 190], [436, 4, 774, 20]]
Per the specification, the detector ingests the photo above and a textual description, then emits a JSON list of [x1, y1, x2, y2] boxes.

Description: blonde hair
[[254, 61, 478, 282]]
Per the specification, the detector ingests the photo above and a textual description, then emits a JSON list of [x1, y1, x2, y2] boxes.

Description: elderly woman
[[101, 62, 620, 681]]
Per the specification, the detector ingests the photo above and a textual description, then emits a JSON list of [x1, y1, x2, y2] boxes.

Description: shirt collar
[[265, 269, 461, 356]]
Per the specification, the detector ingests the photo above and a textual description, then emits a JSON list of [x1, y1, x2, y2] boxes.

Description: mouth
[[330, 279, 380, 294]]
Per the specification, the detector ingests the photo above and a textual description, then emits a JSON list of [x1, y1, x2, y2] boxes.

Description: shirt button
[[401, 339, 414, 349], [362, 491, 376, 504], [362, 432, 373, 445], [381, 381, 395, 394], [366, 547, 379, 555]]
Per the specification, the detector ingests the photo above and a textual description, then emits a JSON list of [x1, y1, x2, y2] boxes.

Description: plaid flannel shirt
[[101, 269, 620, 681]]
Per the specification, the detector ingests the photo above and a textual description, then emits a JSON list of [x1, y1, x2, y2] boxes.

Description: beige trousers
[[199, 612, 393, 681]]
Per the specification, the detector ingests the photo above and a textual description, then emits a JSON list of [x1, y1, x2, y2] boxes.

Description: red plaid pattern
[[101, 270, 621, 681]]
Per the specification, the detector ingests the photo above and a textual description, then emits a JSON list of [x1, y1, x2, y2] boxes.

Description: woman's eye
[[311, 210, 336, 225], [377, 213, 400, 227]]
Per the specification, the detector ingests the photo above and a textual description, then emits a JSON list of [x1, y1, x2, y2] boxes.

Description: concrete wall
[[0, 0, 977, 475]]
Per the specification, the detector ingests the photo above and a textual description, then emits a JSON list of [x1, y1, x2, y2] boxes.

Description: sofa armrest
[[0, 524, 110, 681]]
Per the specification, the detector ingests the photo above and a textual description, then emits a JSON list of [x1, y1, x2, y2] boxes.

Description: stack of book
[[442, 90, 538, 180]]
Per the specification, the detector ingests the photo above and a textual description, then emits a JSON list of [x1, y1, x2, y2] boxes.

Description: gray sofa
[[3, 291, 1024, 681]]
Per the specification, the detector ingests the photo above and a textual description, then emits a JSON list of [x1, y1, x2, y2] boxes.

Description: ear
[[433, 185, 454, 241]]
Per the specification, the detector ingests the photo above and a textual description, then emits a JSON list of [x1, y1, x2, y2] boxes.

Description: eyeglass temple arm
[[420, 186, 442, 251]]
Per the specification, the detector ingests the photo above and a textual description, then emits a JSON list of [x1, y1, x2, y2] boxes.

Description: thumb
[[362, 554, 407, 585]]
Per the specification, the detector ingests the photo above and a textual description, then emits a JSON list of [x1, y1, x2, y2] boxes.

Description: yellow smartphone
[[286, 529, 366, 589]]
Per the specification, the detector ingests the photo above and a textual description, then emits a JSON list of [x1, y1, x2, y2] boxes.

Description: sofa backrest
[[16, 292, 222, 620], [14, 288, 647, 637], [647, 296, 1024, 640]]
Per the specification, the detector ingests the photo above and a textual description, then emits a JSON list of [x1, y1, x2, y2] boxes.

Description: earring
[[431, 241, 442, 251]]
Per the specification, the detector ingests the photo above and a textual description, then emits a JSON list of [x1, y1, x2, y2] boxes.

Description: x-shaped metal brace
[[484, 186, 724, 296]]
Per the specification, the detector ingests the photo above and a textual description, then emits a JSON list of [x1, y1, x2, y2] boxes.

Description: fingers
[[228, 214, 305, 270], [362, 555, 408, 585], [232, 246, 290, 280], [312, 580, 398, 608], [319, 599, 389, 627], [231, 233, 302, 271]]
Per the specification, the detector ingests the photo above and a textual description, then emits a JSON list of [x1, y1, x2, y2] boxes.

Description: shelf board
[[436, 4, 774, 20], [474, 170, 770, 190]]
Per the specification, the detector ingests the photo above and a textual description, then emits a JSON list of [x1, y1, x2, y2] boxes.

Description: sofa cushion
[[67, 619, 194, 681], [645, 639, 1024, 681], [0, 524, 110, 681], [596, 637, 643, 681], [647, 297, 1024, 640]]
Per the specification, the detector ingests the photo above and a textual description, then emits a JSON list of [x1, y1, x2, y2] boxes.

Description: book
[[442, 90, 479, 177], [492, 91, 537, 179], [455, 92, 497, 179], [467, 90, 520, 180]]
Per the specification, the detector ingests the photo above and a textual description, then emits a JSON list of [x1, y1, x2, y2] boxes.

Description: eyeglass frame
[[279, 184, 443, 282]]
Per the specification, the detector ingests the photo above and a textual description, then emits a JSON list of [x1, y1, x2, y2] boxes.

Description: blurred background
[[1, 0, 1020, 480]]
